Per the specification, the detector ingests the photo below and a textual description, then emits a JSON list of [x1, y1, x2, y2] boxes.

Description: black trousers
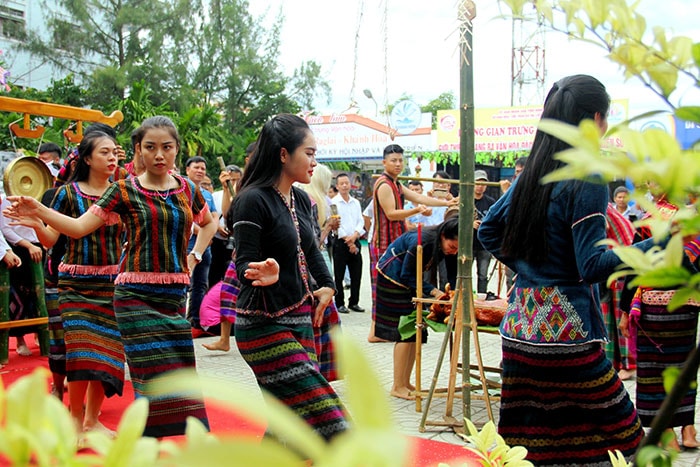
[[332, 239, 362, 308]]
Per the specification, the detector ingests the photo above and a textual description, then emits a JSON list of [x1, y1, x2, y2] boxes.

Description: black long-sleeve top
[[231, 186, 335, 317]]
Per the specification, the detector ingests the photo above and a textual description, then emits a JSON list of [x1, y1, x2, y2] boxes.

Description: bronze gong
[[3, 156, 53, 200]]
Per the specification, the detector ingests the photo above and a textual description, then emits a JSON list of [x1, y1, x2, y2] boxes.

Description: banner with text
[[305, 113, 433, 161], [437, 100, 629, 152]]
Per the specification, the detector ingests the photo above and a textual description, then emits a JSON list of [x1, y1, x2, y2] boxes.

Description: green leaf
[[322, 430, 410, 467], [693, 42, 700, 68], [173, 438, 304, 466], [500, 0, 531, 16], [664, 233, 684, 268], [646, 61, 678, 97], [662, 366, 681, 395], [538, 119, 600, 152], [636, 445, 667, 466], [676, 106, 700, 125], [101, 398, 154, 466], [667, 287, 700, 311], [612, 245, 658, 272], [334, 330, 393, 431], [149, 370, 326, 461], [629, 266, 692, 289]]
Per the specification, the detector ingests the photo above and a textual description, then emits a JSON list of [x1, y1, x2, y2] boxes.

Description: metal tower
[[511, 3, 546, 106]]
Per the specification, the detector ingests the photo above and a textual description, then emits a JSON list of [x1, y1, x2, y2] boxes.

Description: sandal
[[682, 425, 700, 450]]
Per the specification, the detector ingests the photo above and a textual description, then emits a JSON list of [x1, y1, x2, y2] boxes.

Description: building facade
[[1, 0, 62, 90]]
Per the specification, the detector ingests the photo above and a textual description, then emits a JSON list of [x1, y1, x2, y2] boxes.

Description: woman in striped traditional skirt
[[600, 204, 637, 381], [4, 116, 217, 438], [620, 212, 700, 450], [229, 114, 347, 441], [375, 217, 459, 400], [478, 75, 661, 465], [624, 288, 699, 450], [19, 132, 125, 434], [299, 163, 342, 382]]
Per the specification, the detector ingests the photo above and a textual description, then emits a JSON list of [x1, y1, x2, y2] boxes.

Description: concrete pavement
[[193, 246, 700, 465]]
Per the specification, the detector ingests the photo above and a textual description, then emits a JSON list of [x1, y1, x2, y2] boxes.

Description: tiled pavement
[[194, 246, 700, 465]]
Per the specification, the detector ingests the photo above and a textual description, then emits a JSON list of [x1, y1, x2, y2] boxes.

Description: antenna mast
[[511, 2, 546, 106]]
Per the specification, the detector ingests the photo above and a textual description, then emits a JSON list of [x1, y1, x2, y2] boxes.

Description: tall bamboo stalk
[[458, 0, 477, 426]]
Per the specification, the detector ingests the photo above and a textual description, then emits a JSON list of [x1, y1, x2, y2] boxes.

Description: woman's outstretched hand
[[244, 258, 280, 286], [312, 287, 334, 327], [3, 196, 43, 221]]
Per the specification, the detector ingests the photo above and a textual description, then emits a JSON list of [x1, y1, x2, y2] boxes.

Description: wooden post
[[415, 240, 424, 412]]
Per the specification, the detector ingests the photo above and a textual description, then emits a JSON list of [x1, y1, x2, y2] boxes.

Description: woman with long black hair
[[15, 131, 125, 436], [478, 74, 660, 465], [375, 217, 459, 400], [229, 114, 347, 441]]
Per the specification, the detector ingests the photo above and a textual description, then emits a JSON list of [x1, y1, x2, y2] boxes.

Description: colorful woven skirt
[[601, 279, 636, 371], [220, 263, 240, 324], [635, 303, 698, 427], [234, 303, 348, 441], [314, 303, 340, 382], [374, 273, 425, 343], [499, 338, 642, 466], [45, 277, 65, 376], [59, 270, 124, 397], [114, 282, 209, 437], [369, 244, 379, 317]]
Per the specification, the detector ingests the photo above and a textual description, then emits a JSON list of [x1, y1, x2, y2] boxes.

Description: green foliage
[[499, 1, 700, 464], [459, 420, 533, 466], [10, 0, 331, 155], [608, 449, 631, 467], [423, 92, 457, 129], [421, 150, 528, 169], [3, 332, 487, 466], [509, 0, 700, 298]]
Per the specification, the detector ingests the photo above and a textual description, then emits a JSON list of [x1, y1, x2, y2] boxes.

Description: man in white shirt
[[331, 173, 365, 313]]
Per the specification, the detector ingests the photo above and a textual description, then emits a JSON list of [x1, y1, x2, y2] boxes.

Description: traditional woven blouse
[[479, 179, 658, 345], [232, 186, 335, 318], [371, 173, 405, 255], [52, 182, 122, 275], [89, 175, 209, 285]]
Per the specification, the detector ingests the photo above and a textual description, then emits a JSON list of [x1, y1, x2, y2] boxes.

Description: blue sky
[[251, 0, 699, 118]]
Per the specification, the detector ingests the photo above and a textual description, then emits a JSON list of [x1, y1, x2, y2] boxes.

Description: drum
[[3, 156, 53, 200]]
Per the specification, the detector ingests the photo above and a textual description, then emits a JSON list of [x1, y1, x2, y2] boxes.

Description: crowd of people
[[0, 73, 696, 464]]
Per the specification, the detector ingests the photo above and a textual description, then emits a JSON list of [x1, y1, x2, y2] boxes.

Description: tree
[[16, 0, 331, 145], [422, 91, 456, 129]]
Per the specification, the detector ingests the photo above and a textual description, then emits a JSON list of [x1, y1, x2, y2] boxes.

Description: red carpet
[[1, 335, 478, 466]]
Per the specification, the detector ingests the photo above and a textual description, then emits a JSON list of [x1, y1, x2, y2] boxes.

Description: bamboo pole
[[415, 232, 424, 412], [370, 173, 500, 187], [418, 276, 464, 431], [458, 0, 477, 426]]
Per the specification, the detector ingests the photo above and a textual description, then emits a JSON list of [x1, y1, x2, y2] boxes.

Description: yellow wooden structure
[[0, 97, 123, 362]]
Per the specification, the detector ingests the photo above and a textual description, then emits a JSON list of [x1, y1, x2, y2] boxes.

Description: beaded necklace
[[274, 187, 312, 298]]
